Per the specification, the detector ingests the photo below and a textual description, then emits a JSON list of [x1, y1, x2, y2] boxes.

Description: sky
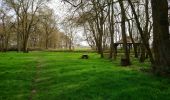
[[48, 0, 89, 46], [48, 0, 68, 19]]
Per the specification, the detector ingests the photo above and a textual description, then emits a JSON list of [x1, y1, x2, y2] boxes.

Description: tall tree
[[39, 8, 57, 49], [118, 0, 131, 65], [0, 4, 12, 52], [5, 0, 49, 52], [107, 0, 116, 59], [140, 0, 150, 63], [151, 0, 170, 74]]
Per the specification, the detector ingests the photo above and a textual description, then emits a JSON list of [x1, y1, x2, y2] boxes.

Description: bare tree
[[127, 0, 155, 64], [5, 0, 49, 52], [39, 7, 57, 49], [118, 0, 131, 65], [0, 4, 13, 52]]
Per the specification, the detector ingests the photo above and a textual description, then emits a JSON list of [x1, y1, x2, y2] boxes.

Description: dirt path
[[29, 58, 43, 100]]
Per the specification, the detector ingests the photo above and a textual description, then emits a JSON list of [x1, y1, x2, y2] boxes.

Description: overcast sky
[[48, 0, 89, 46], [48, 0, 68, 19]]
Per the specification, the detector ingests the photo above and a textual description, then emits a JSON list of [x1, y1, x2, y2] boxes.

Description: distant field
[[0, 52, 170, 100]]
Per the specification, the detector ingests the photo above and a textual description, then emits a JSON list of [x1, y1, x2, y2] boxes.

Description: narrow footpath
[[29, 58, 43, 100]]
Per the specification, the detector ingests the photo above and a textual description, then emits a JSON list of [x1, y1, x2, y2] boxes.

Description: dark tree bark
[[140, 0, 149, 63], [119, 0, 131, 66], [151, 0, 170, 74], [22, 33, 29, 53], [108, 0, 115, 59]]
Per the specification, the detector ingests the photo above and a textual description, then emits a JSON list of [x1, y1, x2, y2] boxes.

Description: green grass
[[0, 52, 170, 100]]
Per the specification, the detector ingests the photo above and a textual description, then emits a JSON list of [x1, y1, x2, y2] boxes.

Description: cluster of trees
[[0, 0, 73, 52], [63, 0, 170, 75]]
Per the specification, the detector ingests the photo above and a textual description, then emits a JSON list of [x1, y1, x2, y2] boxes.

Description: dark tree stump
[[121, 58, 130, 66], [81, 54, 89, 59]]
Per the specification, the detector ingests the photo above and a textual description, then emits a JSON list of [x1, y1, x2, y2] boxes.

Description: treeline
[[63, 0, 170, 75], [0, 0, 73, 52]]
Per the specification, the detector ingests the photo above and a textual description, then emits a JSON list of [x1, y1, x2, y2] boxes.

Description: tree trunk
[[108, 0, 115, 59], [140, 0, 150, 63], [69, 39, 72, 51], [119, 0, 131, 66], [151, 0, 170, 74], [140, 44, 146, 62], [17, 16, 21, 52], [23, 36, 29, 53], [46, 37, 48, 49], [4, 35, 9, 52]]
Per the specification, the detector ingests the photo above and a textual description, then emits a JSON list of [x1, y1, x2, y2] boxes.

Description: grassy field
[[0, 52, 170, 100]]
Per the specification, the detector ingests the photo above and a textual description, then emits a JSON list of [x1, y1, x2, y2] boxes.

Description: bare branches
[[62, 0, 83, 7]]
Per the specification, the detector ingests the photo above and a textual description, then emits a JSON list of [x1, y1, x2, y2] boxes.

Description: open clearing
[[0, 52, 170, 100]]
